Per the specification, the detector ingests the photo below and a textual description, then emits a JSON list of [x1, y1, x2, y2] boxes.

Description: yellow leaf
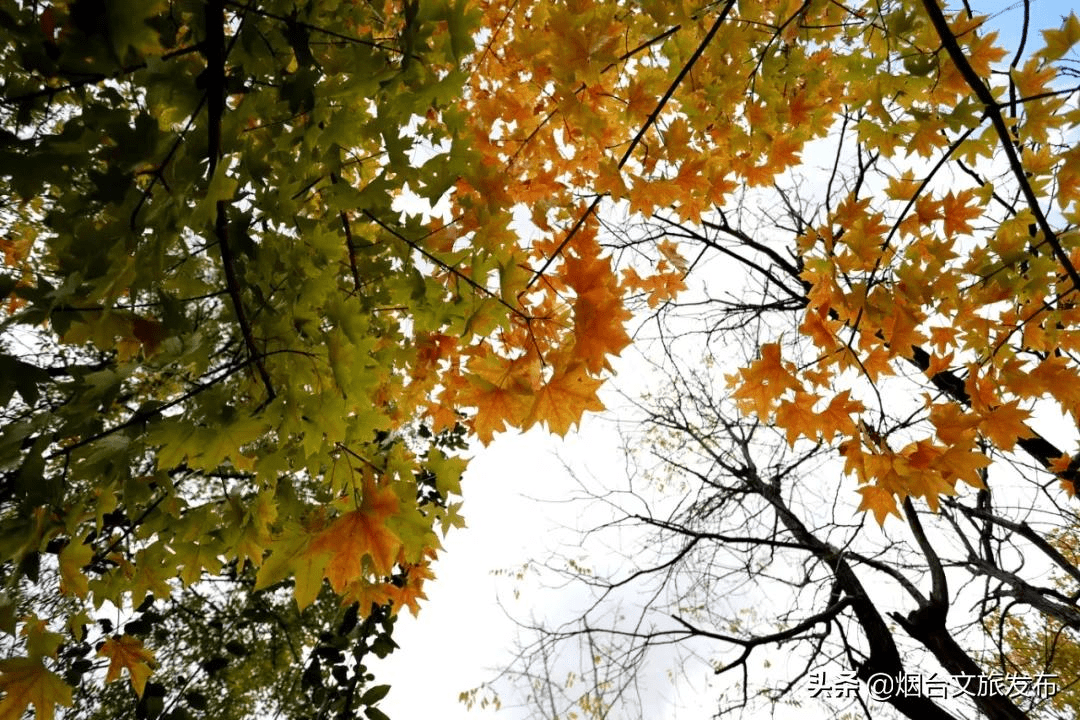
[[964, 31, 1007, 78], [58, 540, 92, 599], [21, 617, 62, 661], [0, 658, 72, 720], [99, 635, 156, 697], [885, 170, 920, 200], [1038, 12, 1080, 62], [291, 547, 331, 610]]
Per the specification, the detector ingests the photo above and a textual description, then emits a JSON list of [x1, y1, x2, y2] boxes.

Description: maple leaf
[[800, 306, 840, 352], [309, 476, 402, 584], [524, 363, 605, 435], [341, 579, 395, 612], [979, 401, 1035, 452], [963, 31, 1008, 78], [593, 159, 629, 201], [856, 485, 901, 525], [0, 658, 72, 720], [628, 178, 682, 216], [881, 300, 923, 356], [573, 288, 632, 373], [937, 444, 991, 489], [728, 343, 803, 415], [768, 134, 802, 170], [930, 402, 982, 446], [885, 170, 921, 200], [941, 189, 981, 237], [468, 385, 534, 443], [1020, 355, 1080, 421], [1011, 58, 1057, 99], [58, 539, 92, 599], [99, 635, 156, 697], [388, 560, 435, 617], [775, 392, 819, 446], [21, 617, 62, 661], [817, 391, 864, 443], [1038, 11, 1080, 62], [462, 352, 541, 442]]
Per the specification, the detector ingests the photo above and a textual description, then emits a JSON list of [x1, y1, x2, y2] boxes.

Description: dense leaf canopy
[[2, 0, 1080, 717]]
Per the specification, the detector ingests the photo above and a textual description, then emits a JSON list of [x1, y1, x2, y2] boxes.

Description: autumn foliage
[[2, 0, 1080, 717], [462, 0, 1080, 529]]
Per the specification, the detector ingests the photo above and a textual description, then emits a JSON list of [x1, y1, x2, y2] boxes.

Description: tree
[[0, 1, 636, 718], [453, 0, 1080, 718], [5, 0, 1080, 717], [991, 520, 1080, 720]]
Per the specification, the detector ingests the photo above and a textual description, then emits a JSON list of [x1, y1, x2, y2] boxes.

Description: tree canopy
[[456, 0, 1080, 718], [3, 0, 1080, 718]]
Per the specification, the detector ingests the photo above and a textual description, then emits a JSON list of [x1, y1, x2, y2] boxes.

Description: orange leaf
[[776, 392, 819, 446], [964, 31, 1008, 78], [310, 477, 402, 584], [728, 343, 802, 415], [980, 401, 1035, 451], [817, 391, 864, 443], [99, 635, 156, 697], [573, 289, 631, 373], [937, 444, 990, 489], [856, 485, 901, 525], [387, 560, 435, 617], [525, 363, 605, 435], [930, 402, 982, 445], [462, 352, 540, 442], [468, 385, 533, 443], [941, 189, 981, 237]]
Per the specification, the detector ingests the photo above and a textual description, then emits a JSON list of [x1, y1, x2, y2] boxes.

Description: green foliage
[[0, 0, 485, 716]]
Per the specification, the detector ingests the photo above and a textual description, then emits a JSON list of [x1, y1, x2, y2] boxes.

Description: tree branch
[[206, 0, 274, 401], [526, 0, 738, 290], [920, 0, 1080, 291]]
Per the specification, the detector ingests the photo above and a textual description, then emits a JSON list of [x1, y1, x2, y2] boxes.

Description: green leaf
[[360, 684, 391, 705]]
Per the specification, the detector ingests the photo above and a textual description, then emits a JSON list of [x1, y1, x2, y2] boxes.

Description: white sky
[[375, 2, 1073, 719]]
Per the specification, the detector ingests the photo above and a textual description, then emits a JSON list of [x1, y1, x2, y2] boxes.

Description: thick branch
[[965, 556, 1080, 629], [903, 497, 949, 610], [742, 461, 958, 719], [890, 603, 1030, 720]]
